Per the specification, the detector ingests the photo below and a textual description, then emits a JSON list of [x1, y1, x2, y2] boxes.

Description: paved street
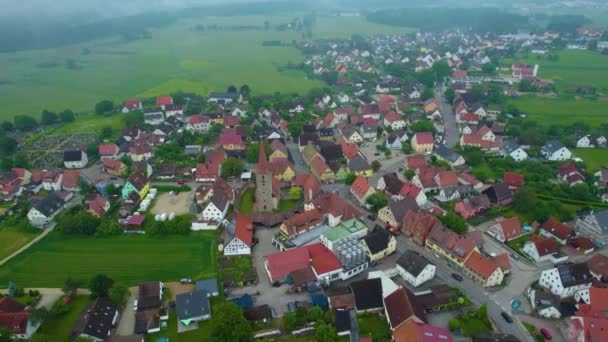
[[436, 85, 459, 148], [286, 141, 308, 173]]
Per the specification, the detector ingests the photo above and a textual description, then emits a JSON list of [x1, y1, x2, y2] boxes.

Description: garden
[[448, 305, 493, 337]]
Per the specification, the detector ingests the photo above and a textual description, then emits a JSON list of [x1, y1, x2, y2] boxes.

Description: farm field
[[502, 50, 608, 90], [0, 231, 217, 287], [507, 95, 608, 127], [573, 148, 608, 173], [0, 15, 412, 119], [0, 228, 38, 261]]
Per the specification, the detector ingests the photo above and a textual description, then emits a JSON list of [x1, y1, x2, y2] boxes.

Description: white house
[[539, 263, 593, 298], [541, 140, 572, 161], [224, 213, 253, 256], [501, 141, 528, 162], [337, 92, 350, 104], [522, 238, 562, 263], [42, 172, 63, 192], [528, 289, 562, 319], [202, 191, 230, 222], [186, 115, 210, 134], [576, 135, 593, 148], [27, 194, 64, 227], [144, 111, 165, 126], [396, 251, 436, 287], [63, 150, 88, 169]]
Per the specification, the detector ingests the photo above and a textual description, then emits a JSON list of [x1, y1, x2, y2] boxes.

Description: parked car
[[180, 278, 192, 284], [177, 180, 186, 185], [451, 273, 463, 282], [501, 311, 513, 323], [367, 214, 376, 221], [539, 328, 552, 340], [133, 299, 138, 310], [511, 299, 521, 309], [510, 253, 520, 260]]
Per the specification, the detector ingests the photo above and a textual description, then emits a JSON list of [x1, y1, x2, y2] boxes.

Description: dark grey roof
[[557, 263, 592, 287], [542, 140, 566, 155], [137, 281, 162, 311], [348, 154, 371, 172], [363, 229, 392, 255], [318, 128, 333, 137], [209, 189, 229, 211], [144, 112, 164, 120], [320, 144, 342, 162], [195, 278, 218, 296], [208, 92, 239, 100], [33, 193, 64, 216], [175, 290, 211, 320], [64, 150, 84, 162], [244, 305, 273, 322], [501, 140, 521, 154], [442, 184, 474, 198], [382, 173, 404, 195], [361, 125, 376, 134], [350, 278, 384, 311], [387, 198, 419, 223], [72, 297, 118, 340], [396, 250, 433, 277], [593, 211, 608, 233], [434, 144, 462, 163], [333, 308, 351, 333], [299, 133, 319, 146]]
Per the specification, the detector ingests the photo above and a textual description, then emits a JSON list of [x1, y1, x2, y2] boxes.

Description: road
[[435, 86, 459, 148]]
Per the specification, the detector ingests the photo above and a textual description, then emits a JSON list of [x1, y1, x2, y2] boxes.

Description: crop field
[[0, 231, 217, 287], [0, 228, 38, 261], [502, 50, 608, 90], [507, 95, 608, 127], [573, 148, 608, 173], [0, 16, 411, 119]]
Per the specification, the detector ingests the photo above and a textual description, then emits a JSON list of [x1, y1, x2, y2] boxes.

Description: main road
[[435, 85, 459, 148]]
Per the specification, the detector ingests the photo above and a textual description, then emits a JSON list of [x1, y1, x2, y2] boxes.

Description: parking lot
[[151, 190, 195, 216]]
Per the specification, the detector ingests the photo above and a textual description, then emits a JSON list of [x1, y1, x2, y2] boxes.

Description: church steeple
[[256, 143, 270, 174]]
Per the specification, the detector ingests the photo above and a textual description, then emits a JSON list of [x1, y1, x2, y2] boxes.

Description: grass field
[[508, 95, 608, 126], [35, 296, 92, 341], [0, 231, 217, 287], [573, 148, 608, 173], [0, 16, 412, 118], [502, 50, 608, 91], [0, 228, 38, 261], [50, 113, 125, 135]]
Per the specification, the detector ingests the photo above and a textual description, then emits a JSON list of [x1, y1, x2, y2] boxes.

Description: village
[[1, 22, 608, 342]]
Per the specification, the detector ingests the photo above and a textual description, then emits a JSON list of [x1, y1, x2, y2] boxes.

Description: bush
[[50, 300, 70, 317], [448, 318, 460, 331], [154, 185, 191, 193]]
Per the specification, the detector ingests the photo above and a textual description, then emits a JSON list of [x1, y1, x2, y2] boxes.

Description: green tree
[[62, 276, 81, 297], [0, 135, 17, 156], [60, 109, 76, 123], [13, 115, 38, 131], [444, 88, 455, 103], [89, 274, 114, 299], [409, 119, 434, 133], [402, 142, 412, 154], [109, 284, 130, 309], [344, 173, 357, 185], [240, 84, 251, 97], [221, 158, 244, 179], [0, 328, 11, 342], [227, 85, 238, 93], [210, 302, 252, 342], [289, 186, 302, 200], [13, 152, 29, 168], [366, 192, 388, 211], [432, 60, 451, 80], [421, 88, 435, 101], [122, 111, 143, 127], [283, 311, 297, 330], [99, 126, 113, 139], [1, 121, 14, 132], [95, 100, 114, 115], [308, 306, 324, 322], [404, 169, 415, 180], [315, 322, 338, 342], [438, 211, 468, 234], [96, 220, 123, 237], [41, 110, 58, 125], [372, 160, 382, 172]]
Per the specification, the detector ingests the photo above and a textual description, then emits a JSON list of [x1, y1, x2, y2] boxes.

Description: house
[[576, 210, 608, 244], [385, 132, 407, 150], [208, 92, 242, 105], [123, 99, 142, 113], [328, 161, 349, 182], [295, 173, 321, 205], [539, 263, 592, 298], [425, 225, 478, 267], [435, 184, 473, 202], [384, 288, 426, 331], [528, 289, 562, 319], [62, 170, 80, 191], [312, 192, 362, 228], [378, 198, 420, 228], [541, 140, 572, 161], [264, 243, 343, 284], [434, 170, 458, 189], [482, 183, 513, 206], [99, 144, 119, 160], [557, 161, 586, 186], [310, 155, 335, 183], [393, 319, 452, 342], [383, 111, 406, 130], [401, 211, 443, 246], [269, 159, 295, 182], [463, 251, 504, 287], [0, 297, 38, 339], [219, 132, 244, 150], [587, 254, 608, 281], [433, 144, 465, 167], [348, 154, 372, 177], [279, 209, 325, 239], [27, 193, 64, 227], [202, 191, 230, 223], [144, 111, 165, 125], [341, 126, 364, 144], [244, 305, 274, 324], [455, 195, 491, 219], [121, 172, 149, 201], [186, 115, 211, 133], [302, 145, 321, 166], [360, 121, 378, 140], [377, 173, 404, 199], [156, 96, 173, 109], [224, 213, 253, 255], [129, 144, 152, 162], [333, 308, 353, 337], [41, 170, 63, 191], [320, 144, 342, 163], [134, 281, 165, 334], [63, 150, 88, 169], [350, 175, 375, 205], [540, 217, 574, 244], [320, 218, 368, 251], [362, 228, 396, 261], [72, 297, 119, 342], [340, 139, 359, 161], [411, 132, 434, 153], [396, 251, 436, 287], [487, 217, 524, 243], [269, 140, 289, 162], [503, 172, 524, 189], [176, 290, 211, 327], [88, 195, 110, 218], [350, 278, 384, 313], [523, 236, 561, 262], [595, 169, 608, 189]]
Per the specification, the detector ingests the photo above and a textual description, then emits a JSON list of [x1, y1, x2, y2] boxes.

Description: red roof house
[[503, 172, 525, 189], [265, 243, 342, 282], [0, 297, 29, 336], [541, 217, 574, 243], [156, 96, 173, 107], [351, 175, 375, 204], [487, 217, 523, 243]]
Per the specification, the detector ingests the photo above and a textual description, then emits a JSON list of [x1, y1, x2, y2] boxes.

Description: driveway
[[435, 86, 459, 148], [115, 288, 137, 335]]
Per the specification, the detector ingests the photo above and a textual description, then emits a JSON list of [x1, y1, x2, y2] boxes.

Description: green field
[[51, 113, 126, 135], [502, 50, 608, 90], [0, 232, 217, 287], [573, 148, 608, 173], [508, 95, 608, 126], [0, 16, 412, 118], [35, 296, 92, 341], [0, 228, 38, 261]]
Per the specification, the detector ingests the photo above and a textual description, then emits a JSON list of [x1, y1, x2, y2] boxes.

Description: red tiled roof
[[384, 288, 426, 330], [282, 209, 324, 236], [234, 212, 253, 247], [414, 132, 433, 145], [339, 138, 359, 160], [494, 253, 511, 273], [452, 69, 467, 78], [399, 181, 422, 199], [125, 215, 145, 226], [219, 132, 243, 146], [406, 155, 427, 171], [384, 111, 401, 124], [88, 195, 108, 217], [532, 237, 560, 257], [62, 170, 80, 189], [295, 173, 321, 202], [393, 319, 453, 342], [129, 143, 151, 155], [496, 217, 522, 240], [223, 116, 240, 127], [542, 217, 573, 240], [188, 114, 210, 124], [503, 172, 525, 188], [310, 155, 329, 175], [459, 172, 480, 186], [587, 254, 608, 278], [313, 192, 361, 221], [436, 170, 458, 187], [124, 99, 141, 109], [98, 144, 118, 156], [156, 96, 173, 106], [103, 159, 124, 172], [464, 251, 500, 279], [266, 243, 341, 281], [351, 175, 372, 200]]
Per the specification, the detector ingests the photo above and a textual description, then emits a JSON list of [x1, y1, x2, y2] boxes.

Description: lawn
[[0, 231, 217, 287], [0, 15, 410, 118], [0, 227, 38, 261], [51, 113, 126, 135], [506, 234, 532, 254], [238, 188, 255, 214], [145, 310, 213, 342], [573, 148, 608, 173], [276, 198, 299, 212], [357, 313, 391, 341], [507, 95, 608, 127], [35, 296, 92, 341]]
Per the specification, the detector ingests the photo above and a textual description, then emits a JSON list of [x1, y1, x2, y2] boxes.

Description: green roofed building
[[320, 218, 369, 251]]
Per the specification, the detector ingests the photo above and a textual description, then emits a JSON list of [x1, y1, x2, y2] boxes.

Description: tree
[[1, 121, 14, 132], [13, 115, 38, 131], [366, 193, 388, 211], [60, 109, 76, 123], [28, 307, 49, 325], [444, 88, 455, 103], [287, 122, 303, 138], [432, 60, 451, 80], [89, 274, 114, 299], [401, 142, 412, 154], [481, 62, 497, 75], [308, 306, 324, 322], [41, 110, 58, 125], [94, 100, 114, 115], [62, 276, 81, 297], [421, 88, 435, 101], [210, 302, 252, 342], [404, 169, 415, 180], [344, 173, 357, 185], [221, 158, 244, 179], [283, 310, 297, 330], [371, 160, 382, 172], [315, 322, 337, 342], [240, 84, 251, 97], [0, 328, 11, 342], [289, 186, 302, 200], [122, 111, 143, 127], [438, 211, 467, 234], [109, 284, 130, 308], [227, 85, 238, 93], [99, 126, 113, 139], [13, 152, 29, 168], [0, 135, 17, 156], [463, 148, 484, 166], [409, 119, 434, 133], [96, 220, 123, 237]]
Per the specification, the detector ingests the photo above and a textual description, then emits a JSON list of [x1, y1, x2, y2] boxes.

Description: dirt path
[[0, 228, 53, 267]]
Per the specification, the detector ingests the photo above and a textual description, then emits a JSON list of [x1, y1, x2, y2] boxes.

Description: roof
[[156, 96, 173, 106], [195, 278, 218, 295], [587, 254, 608, 278], [64, 150, 84, 162], [320, 144, 342, 161], [494, 253, 511, 274], [543, 139, 566, 154], [281, 208, 324, 236], [556, 263, 592, 287], [137, 282, 162, 310], [88, 195, 109, 217], [503, 172, 525, 188], [333, 308, 352, 333], [436, 170, 458, 187], [234, 212, 253, 247], [175, 290, 210, 321], [397, 250, 433, 277], [265, 243, 342, 281], [464, 251, 500, 279], [414, 132, 433, 145], [244, 305, 273, 322], [72, 297, 118, 340], [208, 189, 229, 211], [219, 132, 243, 146], [434, 144, 462, 163], [384, 287, 427, 329], [386, 198, 420, 224], [98, 144, 118, 156], [350, 278, 384, 311], [381, 173, 404, 195], [313, 192, 361, 221], [591, 211, 608, 233], [351, 175, 373, 200], [472, 332, 519, 342], [322, 218, 368, 242], [542, 217, 573, 240], [495, 217, 522, 240], [62, 170, 80, 189], [531, 236, 560, 257], [348, 154, 371, 172], [363, 229, 393, 255], [33, 193, 64, 217], [127, 172, 148, 191], [0, 297, 28, 335], [406, 155, 427, 171], [394, 319, 453, 342]]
